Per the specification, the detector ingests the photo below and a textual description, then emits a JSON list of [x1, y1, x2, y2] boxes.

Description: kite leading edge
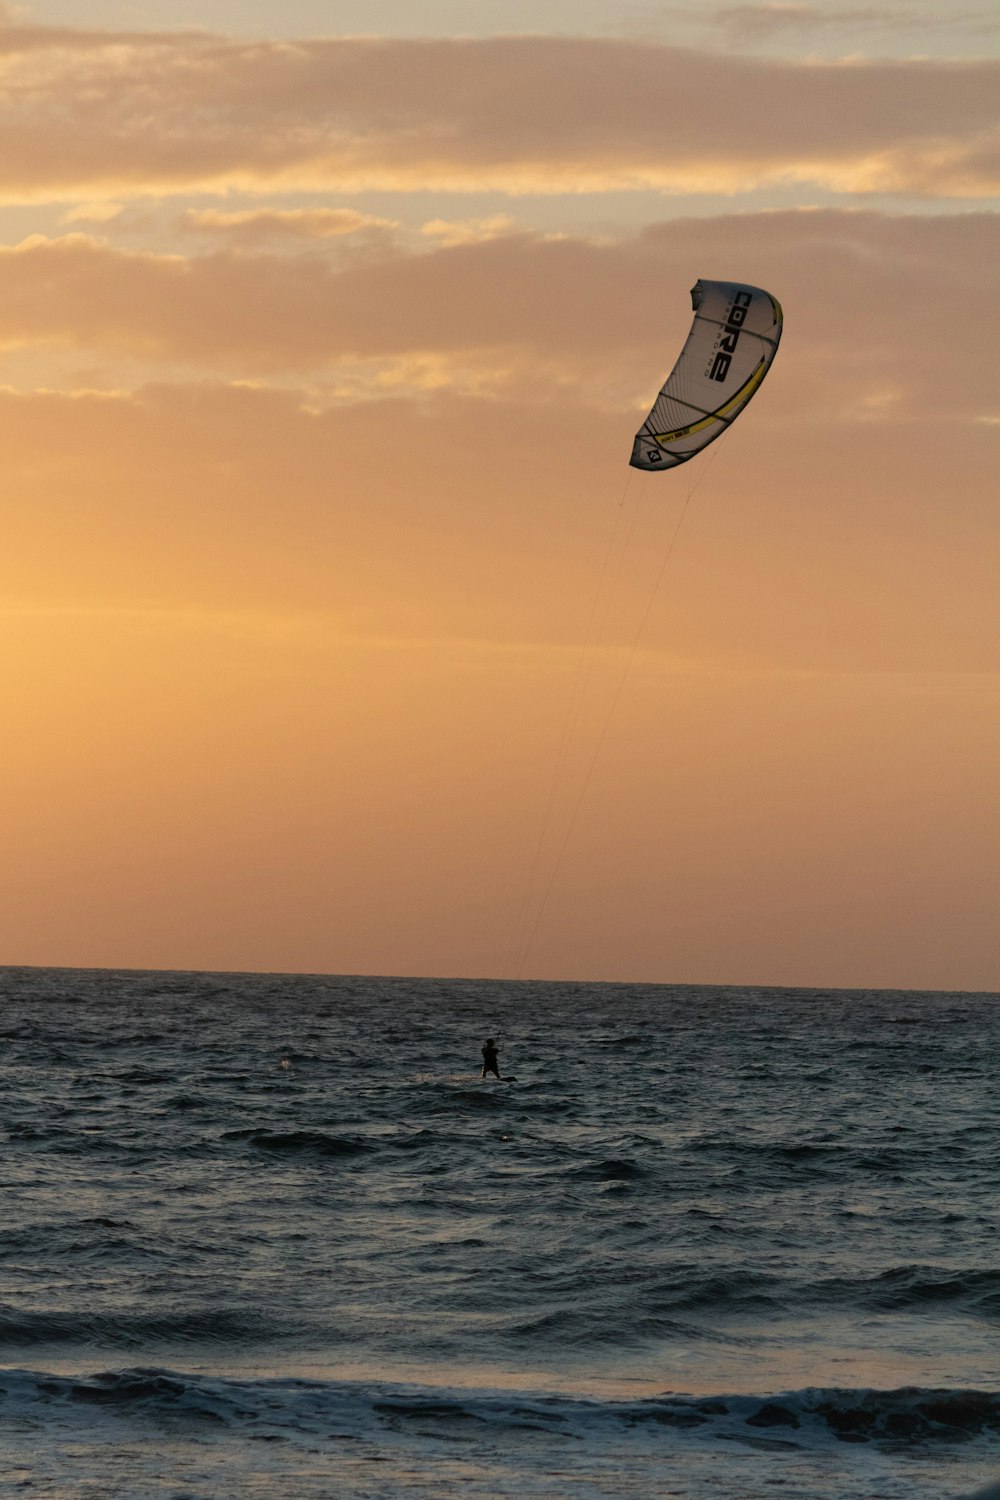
[[630, 279, 783, 471]]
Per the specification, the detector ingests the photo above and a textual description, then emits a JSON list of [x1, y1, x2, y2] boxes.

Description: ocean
[[1, 967, 997, 1499]]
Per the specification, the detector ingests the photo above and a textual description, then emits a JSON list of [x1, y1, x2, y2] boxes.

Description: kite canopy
[[630, 279, 782, 471]]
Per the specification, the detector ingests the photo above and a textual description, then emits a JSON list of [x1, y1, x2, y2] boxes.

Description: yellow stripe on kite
[[654, 357, 768, 446]]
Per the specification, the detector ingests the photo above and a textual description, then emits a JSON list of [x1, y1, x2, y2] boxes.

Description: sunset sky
[[2, 0, 998, 988]]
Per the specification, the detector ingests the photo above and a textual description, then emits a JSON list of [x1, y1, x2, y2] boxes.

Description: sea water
[[1, 968, 997, 1498]]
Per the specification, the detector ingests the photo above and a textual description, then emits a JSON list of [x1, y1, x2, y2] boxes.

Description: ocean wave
[[426, 1087, 512, 1110], [1, 1368, 997, 1455], [221, 1129, 370, 1158], [490, 1263, 1000, 1332], [504, 1306, 702, 1344], [569, 1157, 647, 1182], [819, 1265, 1000, 1316], [592, 1034, 651, 1049], [652, 1263, 1000, 1319], [0, 1307, 305, 1349]]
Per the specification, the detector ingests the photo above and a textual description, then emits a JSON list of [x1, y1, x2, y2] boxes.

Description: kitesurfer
[[481, 1038, 501, 1079]]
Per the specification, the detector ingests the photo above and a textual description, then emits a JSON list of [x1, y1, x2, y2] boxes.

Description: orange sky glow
[[2, 4, 998, 987]]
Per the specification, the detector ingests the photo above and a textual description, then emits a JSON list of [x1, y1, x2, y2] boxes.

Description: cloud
[[420, 214, 520, 247], [712, 2, 1000, 44], [716, 0, 827, 32], [180, 206, 399, 243], [60, 201, 124, 224], [0, 29, 996, 202], [1, 211, 997, 432]]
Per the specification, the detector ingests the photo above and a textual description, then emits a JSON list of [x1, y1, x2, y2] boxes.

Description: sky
[[1, 0, 998, 988]]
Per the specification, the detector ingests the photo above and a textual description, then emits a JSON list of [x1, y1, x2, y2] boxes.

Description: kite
[[631, 279, 782, 471]]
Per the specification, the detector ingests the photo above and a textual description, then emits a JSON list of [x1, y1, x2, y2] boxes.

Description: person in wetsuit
[[481, 1037, 501, 1079]]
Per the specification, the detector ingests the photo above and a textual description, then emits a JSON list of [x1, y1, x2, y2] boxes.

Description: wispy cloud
[[0, 29, 996, 202], [60, 201, 124, 224], [180, 207, 399, 243], [420, 215, 520, 247], [712, 2, 1000, 44], [2, 212, 996, 427]]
